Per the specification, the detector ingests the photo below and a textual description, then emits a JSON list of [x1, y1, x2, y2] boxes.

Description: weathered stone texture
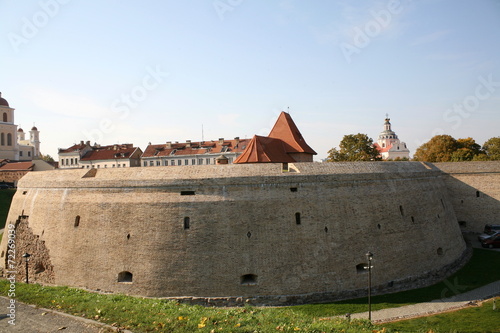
[[0, 161, 476, 304], [434, 161, 500, 232]]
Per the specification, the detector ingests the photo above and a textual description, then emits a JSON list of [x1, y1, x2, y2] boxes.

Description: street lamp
[[366, 251, 373, 321], [22, 253, 31, 284]]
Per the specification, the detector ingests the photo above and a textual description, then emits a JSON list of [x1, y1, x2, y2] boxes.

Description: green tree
[[326, 133, 381, 162], [413, 135, 458, 162], [41, 154, 55, 163], [483, 137, 500, 160], [451, 137, 484, 161]]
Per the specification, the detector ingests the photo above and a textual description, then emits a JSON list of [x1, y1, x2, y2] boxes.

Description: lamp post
[[366, 251, 373, 321], [22, 253, 31, 284]]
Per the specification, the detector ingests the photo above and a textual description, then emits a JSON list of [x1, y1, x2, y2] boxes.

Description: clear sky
[[1, 0, 499, 161]]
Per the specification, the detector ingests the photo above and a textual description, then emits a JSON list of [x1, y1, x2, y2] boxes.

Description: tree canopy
[[326, 133, 381, 162], [483, 137, 500, 160], [413, 135, 498, 162]]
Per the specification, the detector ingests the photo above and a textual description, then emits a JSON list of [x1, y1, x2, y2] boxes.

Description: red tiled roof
[[59, 143, 88, 154], [268, 112, 316, 155], [234, 111, 316, 164], [0, 161, 34, 171], [373, 142, 391, 153], [233, 135, 296, 163], [141, 139, 250, 158], [81, 145, 140, 161]]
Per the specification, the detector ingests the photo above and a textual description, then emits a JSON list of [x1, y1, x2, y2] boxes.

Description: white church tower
[[29, 126, 41, 157], [0, 92, 40, 161], [373, 115, 410, 160]]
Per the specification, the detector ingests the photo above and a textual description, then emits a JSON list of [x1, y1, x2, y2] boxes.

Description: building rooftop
[[142, 138, 249, 158], [234, 111, 316, 163], [81, 144, 140, 161], [0, 92, 9, 107]]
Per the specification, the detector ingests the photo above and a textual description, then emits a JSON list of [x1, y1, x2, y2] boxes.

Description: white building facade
[[373, 116, 410, 160], [0, 92, 40, 161]]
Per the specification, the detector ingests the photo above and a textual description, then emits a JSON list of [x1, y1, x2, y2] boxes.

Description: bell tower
[[30, 125, 41, 158]]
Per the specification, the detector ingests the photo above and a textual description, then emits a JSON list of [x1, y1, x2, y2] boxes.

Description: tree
[[40, 154, 55, 163], [483, 137, 500, 160], [413, 135, 458, 162], [451, 138, 484, 161], [326, 133, 381, 162]]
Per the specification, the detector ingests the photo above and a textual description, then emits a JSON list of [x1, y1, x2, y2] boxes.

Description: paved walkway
[[0, 296, 133, 333], [347, 280, 500, 323]]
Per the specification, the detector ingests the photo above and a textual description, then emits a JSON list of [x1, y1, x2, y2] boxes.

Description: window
[[206, 158, 210, 165], [7, 133, 12, 146], [2, 113, 7, 122], [117, 271, 133, 283], [356, 263, 368, 274], [123, 164, 125, 167], [156, 161, 160, 166], [164, 160, 168, 166], [183, 217, 190, 229], [198, 159, 203, 165], [295, 212, 301, 225], [149, 161, 154, 166], [181, 191, 195, 195], [192, 159, 196, 165], [170, 160, 175, 166], [437, 248, 443, 256], [399, 205, 404, 216], [476, 191, 481, 198], [177, 160, 182, 166], [0, 133, 3, 145], [290, 187, 298, 192], [74, 215, 81, 227], [184, 159, 188, 165], [20, 151, 23, 157], [240, 274, 257, 285], [144, 161, 147, 167]]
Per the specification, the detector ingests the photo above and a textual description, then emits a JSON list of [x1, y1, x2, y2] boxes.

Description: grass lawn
[[0, 248, 498, 332], [379, 297, 500, 333], [0, 188, 15, 229], [290, 248, 500, 317]]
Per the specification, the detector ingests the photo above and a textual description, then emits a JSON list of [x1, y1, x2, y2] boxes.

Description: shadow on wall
[[436, 162, 500, 233]]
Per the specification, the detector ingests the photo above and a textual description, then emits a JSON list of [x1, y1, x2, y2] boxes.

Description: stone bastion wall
[[434, 161, 500, 233], [1, 162, 468, 305]]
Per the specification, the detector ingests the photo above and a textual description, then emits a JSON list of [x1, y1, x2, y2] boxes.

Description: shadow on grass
[[290, 248, 500, 317]]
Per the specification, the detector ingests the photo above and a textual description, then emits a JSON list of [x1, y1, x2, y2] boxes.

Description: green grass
[[378, 297, 500, 333], [0, 282, 374, 332], [291, 248, 500, 317], [0, 248, 498, 332], [0, 188, 15, 229]]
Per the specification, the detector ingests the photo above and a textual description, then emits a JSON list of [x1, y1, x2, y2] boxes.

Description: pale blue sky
[[1, 0, 499, 160]]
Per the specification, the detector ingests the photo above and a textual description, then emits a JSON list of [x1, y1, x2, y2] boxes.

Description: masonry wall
[[0, 162, 467, 305], [434, 161, 500, 233]]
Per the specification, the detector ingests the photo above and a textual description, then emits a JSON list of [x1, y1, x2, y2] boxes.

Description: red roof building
[[80, 144, 142, 169], [234, 112, 316, 164], [141, 137, 250, 167]]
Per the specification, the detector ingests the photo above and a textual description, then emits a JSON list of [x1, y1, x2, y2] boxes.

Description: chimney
[[218, 138, 224, 144], [86, 141, 90, 145], [186, 140, 191, 148], [80, 140, 84, 145], [166, 141, 172, 149], [234, 137, 240, 145]]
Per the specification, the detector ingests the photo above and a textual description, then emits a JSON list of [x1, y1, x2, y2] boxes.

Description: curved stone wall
[[0, 162, 467, 305]]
